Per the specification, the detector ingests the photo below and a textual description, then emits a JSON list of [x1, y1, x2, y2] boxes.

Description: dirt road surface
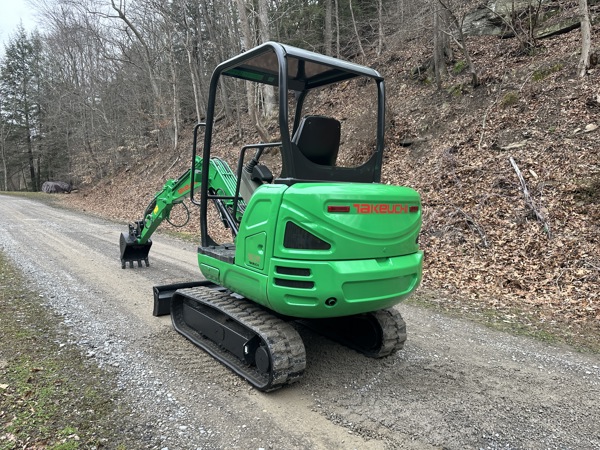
[[1, 195, 599, 449]]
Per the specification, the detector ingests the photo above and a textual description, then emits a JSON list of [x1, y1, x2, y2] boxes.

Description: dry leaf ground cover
[[381, 31, 600, 338]]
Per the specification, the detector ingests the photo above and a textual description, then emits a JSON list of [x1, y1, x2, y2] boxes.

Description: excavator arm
[[119, 155, 240, 268]]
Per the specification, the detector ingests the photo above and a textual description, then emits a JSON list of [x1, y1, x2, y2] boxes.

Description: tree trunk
[[377, 0, 384, 56], [325, 0, 333, 56], [439, 6, 453, 61], [433, 1, 443, 89], [36, 154, 41, 190], [21, 168, 28, 191], [185, 30, 202, 122], [578, 0, 592, 77], [456, 26, 479, 87], [167, 29, 180, 151], [0, 119, 11, 191], [0, 141, 8, 191], [181, 3, 202, 123], [349, 0, 365, 58], [110, 0, 171, 146], [258, 0, 275, 118], [235, 0, 270, 142], [201, 1, 233, 121], [438, 0, 479, 87], [24, 105, 37, 191], [334, 0, 340, 57]]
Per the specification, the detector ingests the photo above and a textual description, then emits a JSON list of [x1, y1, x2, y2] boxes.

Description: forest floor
[[59, 24, 600, 351]]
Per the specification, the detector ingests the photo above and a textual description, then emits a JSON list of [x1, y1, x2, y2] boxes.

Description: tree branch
[[509, 156, 551, 238]]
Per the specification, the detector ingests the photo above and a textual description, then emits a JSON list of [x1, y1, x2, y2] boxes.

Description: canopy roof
[[219, 42, 383, 91]]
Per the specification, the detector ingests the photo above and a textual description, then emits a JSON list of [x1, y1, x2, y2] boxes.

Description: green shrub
[[501, 91, 519, 108], [453, 60, 467, 75], [532, 63, 564, 81]]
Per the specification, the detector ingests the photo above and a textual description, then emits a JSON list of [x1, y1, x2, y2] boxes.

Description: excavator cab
[[194, 42, 389, 242], [121, 42, 423, 391]]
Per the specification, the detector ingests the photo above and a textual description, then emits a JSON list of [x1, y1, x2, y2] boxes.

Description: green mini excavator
[[120, 42, 423, 391]]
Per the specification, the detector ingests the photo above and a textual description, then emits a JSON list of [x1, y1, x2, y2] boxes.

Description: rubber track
[[372, 308, 407, 357], [301, 308, 407, 359], [171, 286, 306, 391]]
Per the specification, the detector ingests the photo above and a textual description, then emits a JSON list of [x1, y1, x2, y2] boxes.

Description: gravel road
[[1, 195, 599, 450]]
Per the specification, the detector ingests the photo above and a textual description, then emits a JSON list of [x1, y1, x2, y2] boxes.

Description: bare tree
[[200, 0, 235, 122], [110, 0, 173, 147], [40, 2, 113, 179], [183, 7, 204, 123], [485, 0, 543, 53], [349, 0, 365, 58], [258, 0, 275, 118], [578, 0, 592, 77], [235, 0, 269, 142], [166, 25, 180, 151], [377, 0, 384, 56], [325, 0, 333, 56], [438, 0, 479, 87]]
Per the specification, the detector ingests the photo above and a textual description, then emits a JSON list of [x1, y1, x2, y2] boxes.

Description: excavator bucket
[[119, 231, 152, 269]]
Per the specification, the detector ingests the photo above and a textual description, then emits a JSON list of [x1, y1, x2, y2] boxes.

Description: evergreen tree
[[0, 25, 42, 191]]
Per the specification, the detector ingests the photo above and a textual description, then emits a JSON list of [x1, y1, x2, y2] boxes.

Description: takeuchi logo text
[[353, 203, 410, 214]]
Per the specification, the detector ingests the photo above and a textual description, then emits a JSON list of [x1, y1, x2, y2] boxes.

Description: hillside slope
[[61, 18, 599, 344], [382, 29, 599, 334]]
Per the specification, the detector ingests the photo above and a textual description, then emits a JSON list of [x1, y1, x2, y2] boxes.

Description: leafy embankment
[[0, 252, 135, 449], [58, 24, 599, 350], [380, 31, 600, 345]]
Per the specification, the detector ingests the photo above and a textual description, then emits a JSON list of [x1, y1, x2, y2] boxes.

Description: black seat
[[291, 115, 341, 166]]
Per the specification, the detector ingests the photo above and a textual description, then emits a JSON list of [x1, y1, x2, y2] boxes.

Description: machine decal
[[353, 203, 414, 214]]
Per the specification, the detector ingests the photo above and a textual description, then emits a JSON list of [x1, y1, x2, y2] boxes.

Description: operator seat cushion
[[291, 115, 341, 166]]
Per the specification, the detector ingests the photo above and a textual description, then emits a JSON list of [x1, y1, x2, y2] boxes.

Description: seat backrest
[[291, 115, 341, 166]]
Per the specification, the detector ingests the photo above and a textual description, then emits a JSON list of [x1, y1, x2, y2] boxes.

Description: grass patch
[[532, 63, 564, 81], [446, 83, 466, 97], [0, 191, 58, 201], [0, 252, 136, 449], [452, 60, 467, 75], [500, 91, 519, 108]]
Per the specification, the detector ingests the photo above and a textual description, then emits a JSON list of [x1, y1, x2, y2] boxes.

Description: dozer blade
[[152, 280, 218, 316], [119, 232, 152, 269]]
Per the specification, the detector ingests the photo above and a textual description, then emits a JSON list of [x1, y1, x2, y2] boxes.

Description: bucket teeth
[[120, 231, 152, 269]]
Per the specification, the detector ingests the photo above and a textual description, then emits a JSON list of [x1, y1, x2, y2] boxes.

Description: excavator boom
[[120, 154, 240, 268]]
